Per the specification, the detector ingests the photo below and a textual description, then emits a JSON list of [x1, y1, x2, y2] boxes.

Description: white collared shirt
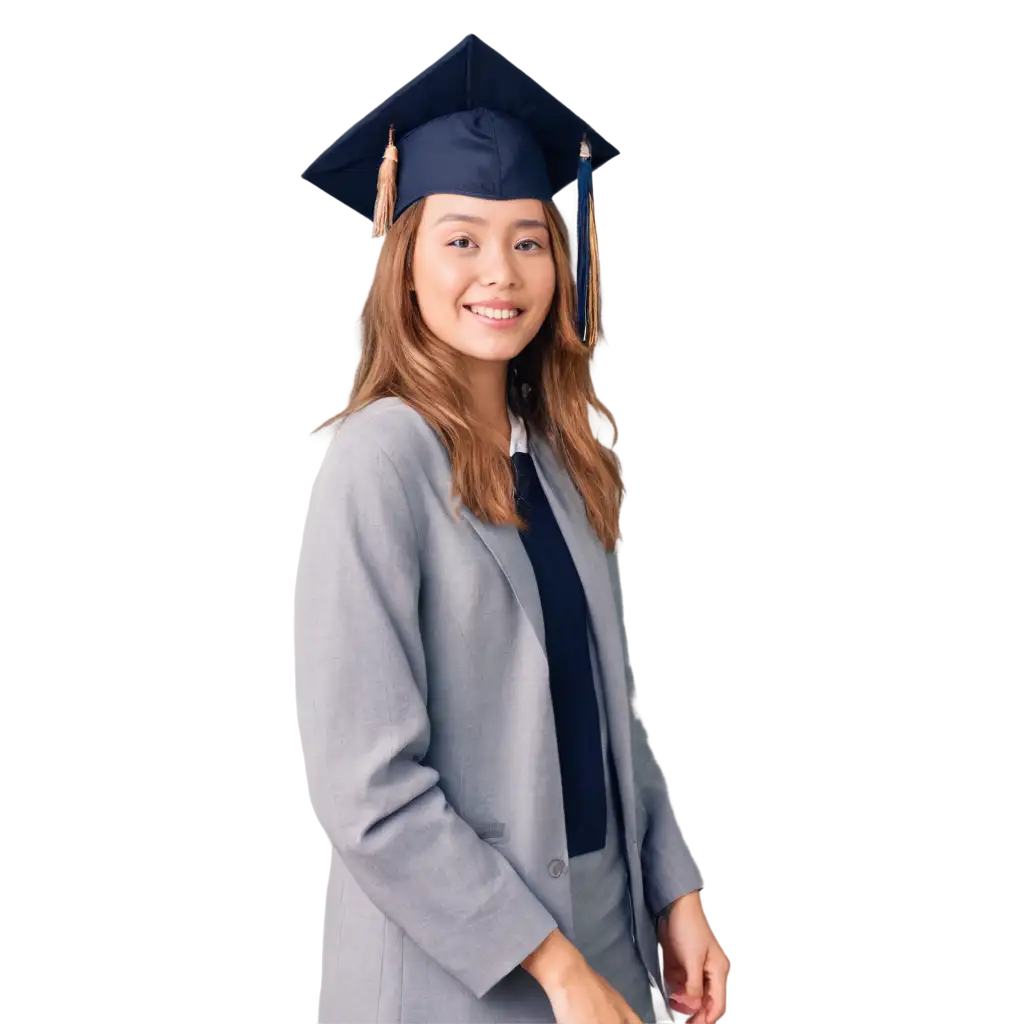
[[508, 403, 529, 456]]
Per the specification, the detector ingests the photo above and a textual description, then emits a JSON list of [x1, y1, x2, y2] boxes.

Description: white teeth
[[469, 305, 520, 320]]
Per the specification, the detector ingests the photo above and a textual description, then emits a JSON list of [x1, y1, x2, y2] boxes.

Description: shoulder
[[319, 396, 439, 472], [299, 400, 426, 567], [308, 396, 441, 523]]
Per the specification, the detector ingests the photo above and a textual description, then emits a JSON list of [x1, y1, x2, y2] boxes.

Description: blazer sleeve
[[294, 432, 559, 1000], [607, 545, 705, 920]]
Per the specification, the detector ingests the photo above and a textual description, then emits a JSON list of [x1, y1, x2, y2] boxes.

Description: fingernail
[[671, 996, 697, 1011]]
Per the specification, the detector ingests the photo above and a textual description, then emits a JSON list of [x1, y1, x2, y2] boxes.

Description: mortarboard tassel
[[576, 134, 602, 346], [371, 125, 399, 237]]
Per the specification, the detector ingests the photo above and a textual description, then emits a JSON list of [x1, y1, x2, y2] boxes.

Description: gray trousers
[[567, 630, 658, 1023]]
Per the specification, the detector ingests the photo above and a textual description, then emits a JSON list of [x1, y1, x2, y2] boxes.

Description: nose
[[477, 242, 521, 291]]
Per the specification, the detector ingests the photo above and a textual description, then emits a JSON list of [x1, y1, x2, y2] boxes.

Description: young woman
[[295, 35, 729, 1024]]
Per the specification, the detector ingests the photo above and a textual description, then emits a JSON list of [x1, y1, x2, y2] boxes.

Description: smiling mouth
[[463, 304, 525, 320]]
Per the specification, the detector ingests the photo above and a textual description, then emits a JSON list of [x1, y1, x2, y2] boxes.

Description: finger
[[667, 983, 697, 1004], [664, 965, 687, 989], [665, 973, 689, 1001], [704, 994, 726, 1023], [667, 999, 692, 1024], [681, 951, 707, 1012], [669, 991, 702, 1016], [705, 956, 729, 1023], [666, 970, 697, 1012]]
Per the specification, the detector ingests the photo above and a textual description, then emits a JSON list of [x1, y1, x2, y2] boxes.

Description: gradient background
[[0, 9, 1019, 1024]]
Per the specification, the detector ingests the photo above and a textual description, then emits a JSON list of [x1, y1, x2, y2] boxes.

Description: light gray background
[[2, 2, 1021, 1021]]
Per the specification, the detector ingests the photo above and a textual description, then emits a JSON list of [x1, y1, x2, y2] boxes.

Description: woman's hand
[[523, 929, 642, 1024], [656, 891, 729, 1023], [544, 956, 645, 1024]]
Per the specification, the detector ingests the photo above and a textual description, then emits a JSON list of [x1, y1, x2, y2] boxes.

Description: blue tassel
[[576, 135, 593, 345]]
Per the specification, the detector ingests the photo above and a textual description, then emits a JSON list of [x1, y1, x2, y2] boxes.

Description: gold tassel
[[371, 124, 398, 238], [586, 187, 601, 346]]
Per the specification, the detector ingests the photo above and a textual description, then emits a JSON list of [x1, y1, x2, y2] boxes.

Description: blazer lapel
[[460, 504, 547, 656], [527, 434, 642, 822]]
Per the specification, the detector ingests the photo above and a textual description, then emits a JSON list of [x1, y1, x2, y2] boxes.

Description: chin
[[446, 328, 521, 359]]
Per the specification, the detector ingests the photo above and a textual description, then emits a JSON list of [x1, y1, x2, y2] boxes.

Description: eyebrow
[[432, 212, 549, 231]]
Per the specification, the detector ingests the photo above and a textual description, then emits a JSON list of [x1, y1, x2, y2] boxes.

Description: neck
[[462, 356, 512, 451]]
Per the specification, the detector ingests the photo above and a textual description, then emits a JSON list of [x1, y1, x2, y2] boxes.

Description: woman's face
[[411, 194, 556, 363]]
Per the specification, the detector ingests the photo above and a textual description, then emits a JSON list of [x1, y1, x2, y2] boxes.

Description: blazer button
[[547, 858, 566, 878]]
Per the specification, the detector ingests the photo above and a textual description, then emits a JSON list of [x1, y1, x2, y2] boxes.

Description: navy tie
[[512, 451, 607, 857]]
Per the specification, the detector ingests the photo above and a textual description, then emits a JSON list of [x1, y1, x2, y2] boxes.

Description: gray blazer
[[294, 396, 703, 1023]]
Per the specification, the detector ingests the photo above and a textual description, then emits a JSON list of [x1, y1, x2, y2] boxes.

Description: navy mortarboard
[[301, 33, 619, 347]]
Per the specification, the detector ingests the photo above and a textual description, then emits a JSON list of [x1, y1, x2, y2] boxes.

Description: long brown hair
[[311, 197, 625, 551]]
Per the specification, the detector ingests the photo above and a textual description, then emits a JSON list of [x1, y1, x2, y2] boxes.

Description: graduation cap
[[301, 33, 619, 347]]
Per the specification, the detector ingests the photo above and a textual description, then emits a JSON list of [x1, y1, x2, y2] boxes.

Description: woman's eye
[[447, 237, 544, 251]]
